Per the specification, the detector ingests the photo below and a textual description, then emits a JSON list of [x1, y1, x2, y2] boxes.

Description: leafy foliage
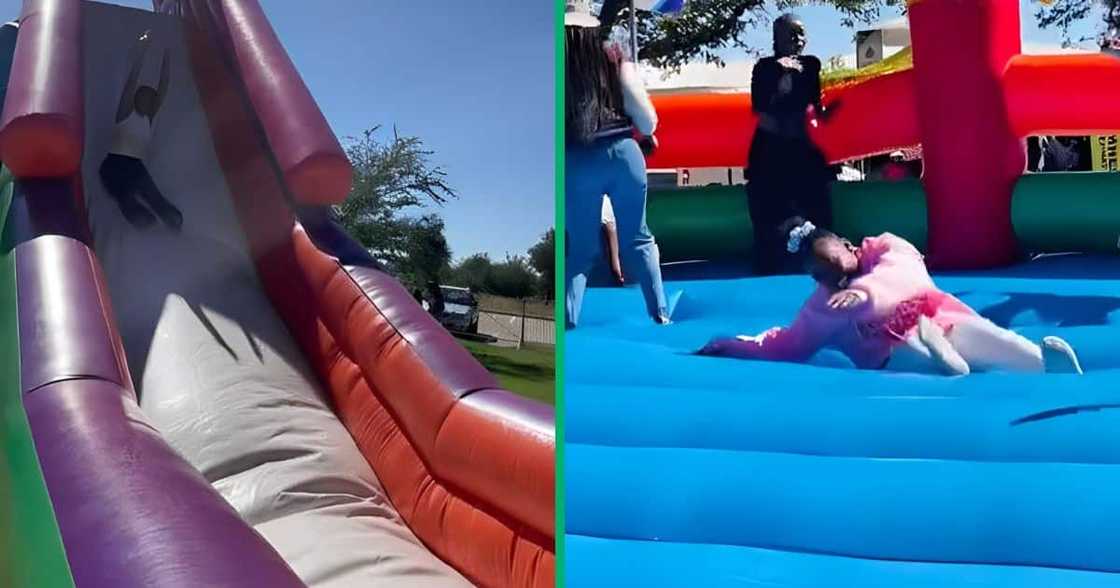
[[600, 0, 906, 70], [445, 253, 493, 293], [527, 229, 556, 300], [445, 252, 546, 300], [397, 214, 452, 289], [1034, 0, 1100, 46], [333, 126, 458, 265]]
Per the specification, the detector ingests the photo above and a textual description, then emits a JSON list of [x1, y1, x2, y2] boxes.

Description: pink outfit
[[717, 233, 976, 369]]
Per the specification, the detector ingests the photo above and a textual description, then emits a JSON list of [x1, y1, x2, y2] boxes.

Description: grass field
[[457, 338, 555, 405]]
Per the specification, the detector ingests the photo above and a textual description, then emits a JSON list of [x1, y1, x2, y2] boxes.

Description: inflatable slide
[[1, 2, 553, 587], [567, 1, 1120, 585]]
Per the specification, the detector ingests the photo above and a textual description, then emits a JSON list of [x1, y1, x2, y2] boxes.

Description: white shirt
[[619, 61, 657, 136], [601, 195, 616, 225], [109, 110, 153, 159]]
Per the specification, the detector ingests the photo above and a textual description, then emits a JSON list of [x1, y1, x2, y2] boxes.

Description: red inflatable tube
[[0, 0, 83, 179], [644, 92, 756, 169], [645, 70, 920, 170], [810, 69, 921, 166], [206, 0, 352, 204], [909, 0, 1024, 269], [1004, 53, 1120, 137]]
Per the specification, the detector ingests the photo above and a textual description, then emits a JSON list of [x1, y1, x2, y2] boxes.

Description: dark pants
[[746, 129, 833, 275], [99, 153, 182, 229]]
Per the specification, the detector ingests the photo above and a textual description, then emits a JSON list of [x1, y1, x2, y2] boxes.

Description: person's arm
[[805, 56, 839, 122], [601, 197, 624, 283], [751, 59, 778, 113], [698, 289, 840, 362], [154, 49, 171, 115], [601, 220, 624, 284], [619, 60, 657, 136], [116, 31, 151, 123]]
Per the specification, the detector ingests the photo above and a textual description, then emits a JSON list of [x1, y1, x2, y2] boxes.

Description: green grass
[[457, 338, 555, 405]]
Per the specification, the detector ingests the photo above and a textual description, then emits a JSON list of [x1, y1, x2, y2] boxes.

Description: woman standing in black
[[747, 14, 839, 274]]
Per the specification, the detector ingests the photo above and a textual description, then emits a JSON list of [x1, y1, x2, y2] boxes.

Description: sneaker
[[1042, 336, 1083, 375]]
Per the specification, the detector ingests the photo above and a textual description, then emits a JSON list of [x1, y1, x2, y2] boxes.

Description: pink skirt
[[858, 291, 976, 345]]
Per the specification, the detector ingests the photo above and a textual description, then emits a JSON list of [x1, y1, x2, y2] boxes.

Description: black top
[[751, 55, 822, 119]]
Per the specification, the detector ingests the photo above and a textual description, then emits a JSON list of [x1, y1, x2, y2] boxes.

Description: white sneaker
[[1042, 336, 1083, 375]]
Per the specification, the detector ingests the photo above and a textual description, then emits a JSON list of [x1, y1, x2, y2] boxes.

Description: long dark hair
[[565, 25, 628, 145]]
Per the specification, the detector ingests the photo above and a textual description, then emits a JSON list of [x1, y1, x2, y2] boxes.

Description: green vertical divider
[[0, 166, 76, 586]]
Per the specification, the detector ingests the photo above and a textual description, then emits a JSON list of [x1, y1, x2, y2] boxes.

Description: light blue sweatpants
[[565, 136, 667, 327]]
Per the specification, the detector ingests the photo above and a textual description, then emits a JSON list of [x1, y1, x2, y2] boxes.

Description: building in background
[[856, 17, 910, 68]]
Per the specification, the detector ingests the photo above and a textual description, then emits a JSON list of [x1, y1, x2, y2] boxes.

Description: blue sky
[[717, 0, 1103, 61], [0, 0, 554, 262], [0, 1, 1104, 258]]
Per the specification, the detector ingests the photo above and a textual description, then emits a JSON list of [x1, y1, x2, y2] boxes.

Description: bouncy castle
[[644, 1, 1120, 267], [1, 1, 553, 587], [567, 2, 1120, 585]]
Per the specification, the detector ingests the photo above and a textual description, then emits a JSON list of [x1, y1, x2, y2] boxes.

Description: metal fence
[[476, 294, 555, 347]]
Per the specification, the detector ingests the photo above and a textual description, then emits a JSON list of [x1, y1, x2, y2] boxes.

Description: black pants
[[746, 130, 833, 275], [99, 153, 182, 229]]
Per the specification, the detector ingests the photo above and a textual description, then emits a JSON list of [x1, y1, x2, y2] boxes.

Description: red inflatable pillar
[[909, 0, 1025, 268]]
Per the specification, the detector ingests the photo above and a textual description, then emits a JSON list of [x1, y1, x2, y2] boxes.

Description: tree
[[527, 229, 555, 300], [397, 214, 452, 290], [489, 255, 538, 299], [446, 253, 493, 293], [445, 253, 540, 299], [333, 126, 458, 265], [1034, 0, 1101, 46], [599, 0, 904, 71]]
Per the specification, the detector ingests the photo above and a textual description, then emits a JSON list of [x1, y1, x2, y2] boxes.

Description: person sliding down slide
[[698, 218, 1084, 375], [100, 30, 182, 230]]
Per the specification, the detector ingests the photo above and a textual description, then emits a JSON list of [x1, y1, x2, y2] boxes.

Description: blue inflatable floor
[[565, 255, 1120, 587]]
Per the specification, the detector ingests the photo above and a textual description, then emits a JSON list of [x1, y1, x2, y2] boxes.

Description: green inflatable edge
[[0, 165, 77, 588], [647, 180, 927, 262], [647, 174, 1119, 262], [1013, 172, 1120, 254]]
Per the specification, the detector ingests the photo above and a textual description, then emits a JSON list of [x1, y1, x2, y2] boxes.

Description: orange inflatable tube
[[645, 69, 920, 170], [1004, 53, 1120, 137]]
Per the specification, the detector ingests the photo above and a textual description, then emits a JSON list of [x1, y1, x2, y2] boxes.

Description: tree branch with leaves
[[333, 126, 458, 267], [598, 0, 905, 71]]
